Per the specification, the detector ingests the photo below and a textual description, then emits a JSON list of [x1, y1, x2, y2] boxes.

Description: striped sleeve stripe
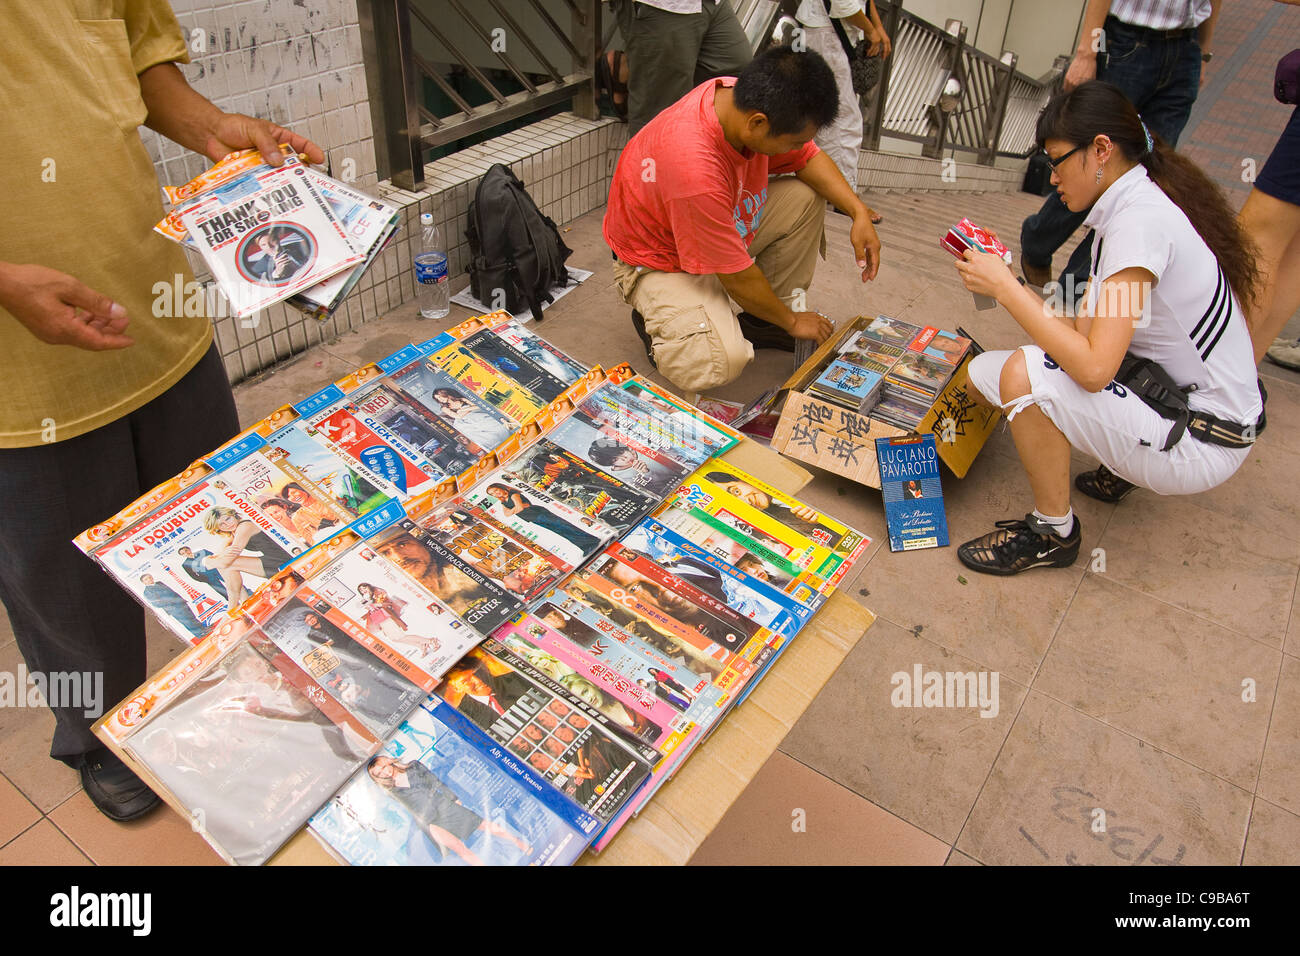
[[1195, 269, 1232, 359], [1200, 299, 1236, 362], [1191, 266, 1225, 341]]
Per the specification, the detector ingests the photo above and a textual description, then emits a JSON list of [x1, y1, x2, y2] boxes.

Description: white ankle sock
[[1032, 508, 1074, 537]]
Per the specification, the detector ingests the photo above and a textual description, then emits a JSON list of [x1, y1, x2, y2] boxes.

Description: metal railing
[[359, 0, 600, 189], [360, 0, 1059, 187], [867, 3, 1058, 164], [746, 0, 1060, 166]]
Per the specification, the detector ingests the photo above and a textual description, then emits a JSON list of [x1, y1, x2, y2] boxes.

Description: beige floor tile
[[1094, 494, 1299, 646], [1191, 437, 1300, 540], [1035, 575, 1280, 788], [957, 692, 1252, 866], [0, 773, 41, 848], [945, 848, 983, 865], [0, 819, 92, 866], [1243, 798, 1300, 865], [48, 791, 225, 867], [1286, 596, 1298, 659], [1257, 655, 1300, 815], [231, 347, 361, 426], [1253, 377, 1300, 458], [689, 751, 949, 866], [0, 642, 80, 813], [856, 444, 1110, 685], [781, 618, 1026, 843]]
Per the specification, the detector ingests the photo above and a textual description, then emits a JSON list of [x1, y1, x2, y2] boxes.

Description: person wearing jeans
[[1019, 0, 1217, 302]]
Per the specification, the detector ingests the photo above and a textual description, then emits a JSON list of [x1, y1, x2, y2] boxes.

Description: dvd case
[[92, 476, 301, 644], [365, 516, 524, 636], [389, 356, 518, 453], [310, 701, 590, 865], [500, 437, 658, 534], [415, 505, 567, 603], [351, 380, 487, 477], [546, 409, 689, 499], [102, 618, 376, 866], [303, 401, 446, 499], [435, 641, 654, 824], [491, 319, 588, 384], [248, 584, 427, 738], [459, 328, 569, 402], [613, 523, 806, 636], [294, 531, 485, 688], [179, 160, 364, 317], [494, 617, 680, 751], [654, 505, 830, 610], [459, 472, 615, 569]]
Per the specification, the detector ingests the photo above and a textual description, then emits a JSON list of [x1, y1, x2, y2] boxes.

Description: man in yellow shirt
[[0, 1, 324, 820]]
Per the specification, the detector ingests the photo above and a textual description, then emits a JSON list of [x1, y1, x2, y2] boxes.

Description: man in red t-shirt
[[603, 46, 881, 393]]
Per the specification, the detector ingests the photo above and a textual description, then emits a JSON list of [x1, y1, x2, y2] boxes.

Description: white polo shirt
[[1083, 165, 1262, 426]]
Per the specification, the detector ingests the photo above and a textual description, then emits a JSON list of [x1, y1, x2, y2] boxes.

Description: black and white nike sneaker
[[1074, 464, 1137, 503], [957, 514, 1081, 576]]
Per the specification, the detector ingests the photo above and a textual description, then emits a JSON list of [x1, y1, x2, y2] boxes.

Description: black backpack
[[466, 164, 572, 322]]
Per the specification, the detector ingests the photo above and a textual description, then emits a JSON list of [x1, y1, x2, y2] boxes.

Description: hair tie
[[1140, 118, 1154, 155]]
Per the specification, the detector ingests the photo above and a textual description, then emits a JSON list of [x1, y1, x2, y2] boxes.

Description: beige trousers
[[611, 177, 825, 392]]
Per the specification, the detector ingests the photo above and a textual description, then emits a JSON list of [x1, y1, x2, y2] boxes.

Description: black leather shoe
[[76, 747, 161, 822], [737, 311, 796, 352]]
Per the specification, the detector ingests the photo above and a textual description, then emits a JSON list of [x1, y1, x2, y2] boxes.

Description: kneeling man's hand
[[789, 311, 834, 343]]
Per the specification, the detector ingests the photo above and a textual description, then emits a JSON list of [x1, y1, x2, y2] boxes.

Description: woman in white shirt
[[952, 80, 1264, 575]]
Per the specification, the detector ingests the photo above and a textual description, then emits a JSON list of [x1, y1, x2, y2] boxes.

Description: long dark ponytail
[[1036, 81, 1259, 309]]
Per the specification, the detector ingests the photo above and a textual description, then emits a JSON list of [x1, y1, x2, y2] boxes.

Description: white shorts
[[967, 346, 1251, 496]]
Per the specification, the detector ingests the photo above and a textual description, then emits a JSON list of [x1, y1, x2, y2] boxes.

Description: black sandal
[[596, 49, 629, 122]]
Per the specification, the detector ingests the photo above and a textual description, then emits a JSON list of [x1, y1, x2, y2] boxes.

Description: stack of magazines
[[82, 313, 871, 866], [155, 145, 400, 320]]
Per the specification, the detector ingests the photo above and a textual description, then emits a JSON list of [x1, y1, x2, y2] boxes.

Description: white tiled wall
[[144, 0, 379, 382]]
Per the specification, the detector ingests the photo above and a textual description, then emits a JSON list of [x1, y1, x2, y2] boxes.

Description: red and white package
[[941, 218, 1013, 264]]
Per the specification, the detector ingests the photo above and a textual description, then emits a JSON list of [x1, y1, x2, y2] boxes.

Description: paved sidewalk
[[5, 0, 1300, 857], [3, 182, 1296, 865]]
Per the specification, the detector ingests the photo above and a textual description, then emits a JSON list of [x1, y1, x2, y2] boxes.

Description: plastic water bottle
[[415, 213, 449, 319]]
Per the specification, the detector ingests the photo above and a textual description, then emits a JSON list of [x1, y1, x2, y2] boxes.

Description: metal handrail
[[869, 3, 1058, 164], [774, 1, 1059, 166], [359, 0, 599, 189]]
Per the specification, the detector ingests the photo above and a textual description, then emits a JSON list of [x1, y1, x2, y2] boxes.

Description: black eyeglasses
[[1043, 143, 1087, 169]]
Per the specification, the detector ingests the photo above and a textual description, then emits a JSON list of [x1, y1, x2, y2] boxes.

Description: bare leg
[[1238, 188, 1300, 362], [210, 556, 264, 606], [427, 824, 484, 865], [480, 819, 531, 851], [1000, 350, 1072, 516]]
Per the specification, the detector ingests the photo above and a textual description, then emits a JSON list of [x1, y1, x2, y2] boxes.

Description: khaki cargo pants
[[611, 177, 825, 393]]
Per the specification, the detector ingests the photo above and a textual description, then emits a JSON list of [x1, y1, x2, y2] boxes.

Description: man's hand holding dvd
[[157, 146, 398, 319]]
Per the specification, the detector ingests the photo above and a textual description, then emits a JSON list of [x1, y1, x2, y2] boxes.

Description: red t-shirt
[[602, 77, 820, 275]]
